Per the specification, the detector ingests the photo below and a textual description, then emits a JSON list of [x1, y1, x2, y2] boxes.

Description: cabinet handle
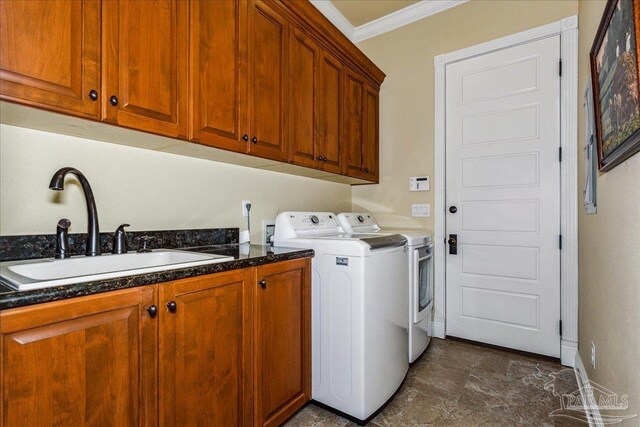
[[323, 157, 328, 162], [258, 279, 267, 289], [242, 134, 249, 142], [317, 155, 323, 161], [109, 95, 119, 106], [251, 136, 258, 144], [146, 305, 158, 318], [166, 301, 177, 313], [88, 89, 98, 101]]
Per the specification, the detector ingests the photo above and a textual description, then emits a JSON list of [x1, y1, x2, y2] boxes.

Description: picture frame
[[590, 0, 640, 172]]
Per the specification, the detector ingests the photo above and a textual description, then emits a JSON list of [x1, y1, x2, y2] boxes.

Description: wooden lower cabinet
[[159, 269, 254, 427], [0, 286, 158, 427], [0, 260, 311, 426], [255, 258, 311, 427]]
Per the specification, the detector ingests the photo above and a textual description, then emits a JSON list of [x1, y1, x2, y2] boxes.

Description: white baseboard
[[561, 340, 578, 367], [574, 352, 604, 427], [433, 319, 446, 339]]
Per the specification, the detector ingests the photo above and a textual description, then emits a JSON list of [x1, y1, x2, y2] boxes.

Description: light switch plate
[[410, 176, 430, 191], [412, 204, 430, 217]]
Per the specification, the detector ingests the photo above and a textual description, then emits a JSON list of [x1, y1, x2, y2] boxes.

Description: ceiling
[[330, 0, 420, 27]]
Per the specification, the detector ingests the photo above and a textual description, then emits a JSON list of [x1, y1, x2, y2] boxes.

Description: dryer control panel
[[337, 213, 380, 233]]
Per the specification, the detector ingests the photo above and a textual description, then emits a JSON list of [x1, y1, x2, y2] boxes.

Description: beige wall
[[577, 0, 640, 418], [0, 124, 351, 242], [352, 0, 578, 229]]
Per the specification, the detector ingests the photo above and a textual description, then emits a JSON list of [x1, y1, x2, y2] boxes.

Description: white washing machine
[[274, 212, 409, 423], [338, 213, 433, 363]]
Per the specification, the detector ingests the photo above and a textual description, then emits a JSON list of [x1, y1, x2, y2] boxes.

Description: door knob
[[146, 305, 158, 318], [448, 234, 458, 255], [166, 301, 177, 313], [449, 206, 458, 213]]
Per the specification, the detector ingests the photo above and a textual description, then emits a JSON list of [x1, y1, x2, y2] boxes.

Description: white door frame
[[433, 16, 579, 367]]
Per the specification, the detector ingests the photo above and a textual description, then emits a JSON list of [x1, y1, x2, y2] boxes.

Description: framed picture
[[590, 0, 640, 172]]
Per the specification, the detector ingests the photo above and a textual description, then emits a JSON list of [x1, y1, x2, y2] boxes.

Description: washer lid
[[359, 234, 407, 250]]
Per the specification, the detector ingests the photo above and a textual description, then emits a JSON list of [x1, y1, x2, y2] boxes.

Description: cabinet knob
[[242, 134, 249, 142], [258, 279, 267, 289], [363, 167, 370, 173], [109, 95, 119, 106], [146, 305, 158, 318], [251, 136, 258, 144], [166, 301, 177, 313], [88, 89, 98, 101]]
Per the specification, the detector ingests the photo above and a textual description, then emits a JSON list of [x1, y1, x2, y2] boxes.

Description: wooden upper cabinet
[[343, 67, 366, 179], [159, 270, 254, 427], [190, 0, 249, 153], [318, 50, 343, 174], [102, 0, 188, 138], [248, 0, 289, 161], [254, 258, 311, 427], [0, 0, 101, 119], [289, 27, 320, 169], [0, 286, 157, 427], [363, 83, 379, 180]]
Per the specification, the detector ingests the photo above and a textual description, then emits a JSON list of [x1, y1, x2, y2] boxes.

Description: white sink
[[0, 250, 234, 291]]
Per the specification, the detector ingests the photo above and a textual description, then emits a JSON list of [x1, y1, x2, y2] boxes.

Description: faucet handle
[[137, 235, 153, 253], [112, 224, 130, 255], [55, 219, 71, 259]]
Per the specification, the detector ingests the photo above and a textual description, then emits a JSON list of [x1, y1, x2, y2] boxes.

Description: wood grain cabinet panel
[[0, 286, 157, 427], [289, 28, 320, 169], [317, 50, 343, 174], [248, 0, 289, 161], [363, 83, 380, 180], [343, 67, 367, 179], [159, 269, 254, 427], [255, 258, 311, 427], [102, 0, 188, 138], [0, 0, 101, 119], [190, 0, 249, 153]]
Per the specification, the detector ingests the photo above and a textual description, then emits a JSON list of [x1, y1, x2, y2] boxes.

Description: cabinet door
[[102, 0, 188, 138], [248, 0, 289, 161], [190, 0, 249, 153], [363, 83, 380, 181], [289, 28, 319, 169], [159, 270, 253, 427], [0, 286, 157, 427], [318, 50, 343, 174], [0, 0, 101, 119], [255, 258, 311, 427], [343, 67, 367, 179]]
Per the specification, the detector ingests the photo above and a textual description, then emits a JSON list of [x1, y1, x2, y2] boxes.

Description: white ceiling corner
[[311, 0, 469, 43]]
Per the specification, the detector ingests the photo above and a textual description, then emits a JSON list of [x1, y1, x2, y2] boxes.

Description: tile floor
[[285, 338, 586, 426]]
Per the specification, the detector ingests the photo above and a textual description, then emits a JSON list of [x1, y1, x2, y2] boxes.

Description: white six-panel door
[[445, 36, 561, 357]]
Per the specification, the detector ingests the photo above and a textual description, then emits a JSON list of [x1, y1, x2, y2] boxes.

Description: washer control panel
[[337, 213, 380, 233]]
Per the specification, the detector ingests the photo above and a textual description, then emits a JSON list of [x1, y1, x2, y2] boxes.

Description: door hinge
[[559, 320, 563, 336], [559, 59, 563, 77], [559, 147, 563, 162], [559, 234, 563, 250]]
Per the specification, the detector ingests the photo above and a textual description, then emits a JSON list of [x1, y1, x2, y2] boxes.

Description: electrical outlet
[[591, 341, 596, 369], [412, 203, 430, 217], [242, 200, 251, 217], [263, 220, 275, 245]]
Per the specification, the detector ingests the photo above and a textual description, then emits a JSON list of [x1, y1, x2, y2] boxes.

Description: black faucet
[[49, 167, 101, 256], [55, 218, 71, 259]]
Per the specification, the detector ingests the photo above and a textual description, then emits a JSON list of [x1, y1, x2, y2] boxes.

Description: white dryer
[[338, 213, 433, 363], [274, 212, 409, 423]]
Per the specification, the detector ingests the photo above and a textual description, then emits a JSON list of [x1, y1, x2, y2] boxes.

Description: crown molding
[[353, 0, 469, 43], [310, 0, 469, 44], [309, 0, 356, 40]]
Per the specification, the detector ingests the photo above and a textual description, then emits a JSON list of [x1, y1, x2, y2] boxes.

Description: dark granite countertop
[[0, 244, 314, 310]]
